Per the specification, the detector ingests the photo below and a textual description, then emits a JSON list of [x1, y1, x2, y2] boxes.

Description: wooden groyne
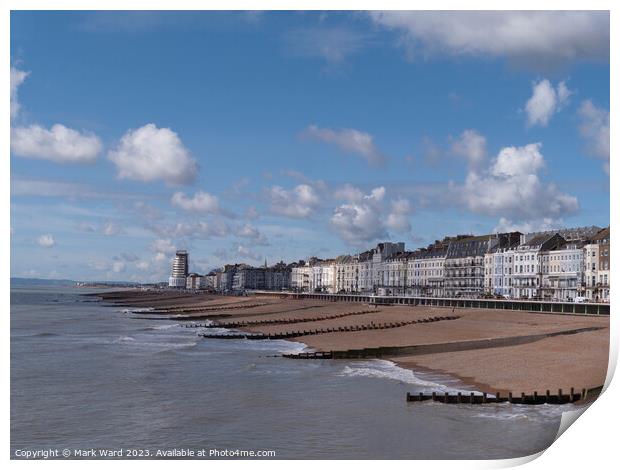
[[281, 326, 604, 360], [152, 302, 269, 314], [192, 308, 382, 329], [199, 315, 460, 340], [406, 386, 602, 405]]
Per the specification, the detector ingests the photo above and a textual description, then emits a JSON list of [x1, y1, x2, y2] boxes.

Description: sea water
[[10, 285, 580, 459]]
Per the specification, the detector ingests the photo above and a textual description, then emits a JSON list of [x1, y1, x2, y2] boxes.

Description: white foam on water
[[472, 402, 580, 422], [148, 323, 179, 330], [231, 338, 309, 355], [119, 307, 154, 314], [112, 336, 136, 343], [338, 359, 456, 390]]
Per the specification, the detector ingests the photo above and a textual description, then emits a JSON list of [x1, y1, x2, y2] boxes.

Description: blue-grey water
[[11, 286, 577, 459]]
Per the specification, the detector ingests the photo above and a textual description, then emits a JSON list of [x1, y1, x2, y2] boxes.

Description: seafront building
[[168, 250, 189, 288], [167, 225, 610, 302]]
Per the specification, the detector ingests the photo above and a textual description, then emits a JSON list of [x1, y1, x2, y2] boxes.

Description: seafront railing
[[248, 291, 610, 315]]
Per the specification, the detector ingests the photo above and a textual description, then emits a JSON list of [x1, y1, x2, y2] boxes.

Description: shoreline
[[95, 289, 609, 398]]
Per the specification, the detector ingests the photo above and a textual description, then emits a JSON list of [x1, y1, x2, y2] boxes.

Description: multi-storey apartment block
[[541, 242, 585, 301], [583, 227, 610, 302], [188, 225, 608, 302], [511, 233, 564, 299]]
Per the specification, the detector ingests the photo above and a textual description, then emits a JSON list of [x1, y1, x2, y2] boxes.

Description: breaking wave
[[338, 359, 465, 391]]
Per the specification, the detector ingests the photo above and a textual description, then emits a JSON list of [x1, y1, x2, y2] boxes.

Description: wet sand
[[95, 290, 610, 394]]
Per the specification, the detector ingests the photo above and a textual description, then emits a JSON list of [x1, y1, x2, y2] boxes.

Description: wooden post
[[533, 391, 538, 403], [582, 388, 587, 401], [558, 388, 563, 404], [457, 392, 462, 404], [432, 392, 436, 401], [546, 389, 550, 403], [406, 392, 411, 401], [497, 392, 501, 402], [470, 392, 474, 404], [445, 392, 449, 403], [419, 392, 424, 401], [482, 393, 487, 404], [570, 387, 574, 402]]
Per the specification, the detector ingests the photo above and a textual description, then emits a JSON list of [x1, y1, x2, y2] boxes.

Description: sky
[[9, 10, 610, 282]]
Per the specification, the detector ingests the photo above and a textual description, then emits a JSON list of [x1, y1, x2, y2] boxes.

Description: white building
[[168, 250, 189, 288], [511, 233, 564, 299], [541, 243, 584, 301]]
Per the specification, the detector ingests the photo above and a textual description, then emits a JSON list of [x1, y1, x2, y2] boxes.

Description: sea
[[10, 285, 583, 459]]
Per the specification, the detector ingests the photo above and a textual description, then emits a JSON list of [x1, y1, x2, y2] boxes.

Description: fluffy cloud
[[578, 100, 610, 173], [150, 238, 176, 256], [235, 223, 269, 245], [171, 191, 220, 213], [385, 197, 413, 233], [108, 123, 198, 185], [368, 11, 609, 69], [494, 217, 563, 234], [451, 129, 487, 168], [11, 124, 102, 163], [525, 79, 571, 127], [170, 221, 229, 239], [10, 66, 29, 120], [331, 186, 389, 245], [459, 143, 578, 220], [302, 125, 386, 166], [268, 184, 321, 218], [37, 234, 55, 248], [331, 185, 412, 244], [236, 244, 263, 262]]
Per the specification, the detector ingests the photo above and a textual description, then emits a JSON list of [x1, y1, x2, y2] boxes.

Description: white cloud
[[150, 238, 176, 256], [491, 143, 545, 177], [170, 221, 229, 239], [235, 223, 269, 245], [11, 124, 102, 163], [334, 183, 365, 202], [578, 100, 610, 173], [525, 79, 572, 127], [494, 217, 563, 234], [385, 197, 413, 233], [171, 191, 220, 213], [451, 129, 487, 168], [10, 66, 29, 120], [108, 123, 198, 185], [37, 234, 55, 248], [330, 186, 388, 245], [268, 184, 321, 218], [302, 125, 386, 165], [459, 143, 578, 220], [236, 244, 263, 262], [368, 11, 609, 69], [284, 26, 368, 65]]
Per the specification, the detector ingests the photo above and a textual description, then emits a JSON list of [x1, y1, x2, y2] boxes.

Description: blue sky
[[10, 11, 610, 281]]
